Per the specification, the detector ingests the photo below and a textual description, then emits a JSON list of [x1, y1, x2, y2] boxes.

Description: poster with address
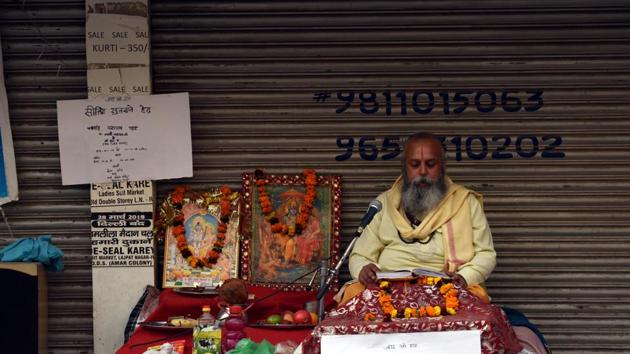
[[56, 92, 193, 185], [91, 181, 154, 267]]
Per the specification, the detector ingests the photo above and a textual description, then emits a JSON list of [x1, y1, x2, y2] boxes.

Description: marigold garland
[[254, 169, 318, 238], [374, 277, 460, 322], [167, 185, 234, 268]]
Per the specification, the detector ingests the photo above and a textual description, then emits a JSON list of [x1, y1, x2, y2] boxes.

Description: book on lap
[[375, 268, 450, 281]]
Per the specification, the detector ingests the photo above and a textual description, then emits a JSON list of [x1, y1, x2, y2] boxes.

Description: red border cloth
[[117, 286, 333, 354]]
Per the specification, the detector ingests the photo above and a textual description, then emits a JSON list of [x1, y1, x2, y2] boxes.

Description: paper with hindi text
[[57, 92, 192, 185], [321, 330, 481, 354]]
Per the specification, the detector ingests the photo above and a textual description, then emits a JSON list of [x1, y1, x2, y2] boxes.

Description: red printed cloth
[[117, 287, 333, 354], [302, 282, 522, 354]]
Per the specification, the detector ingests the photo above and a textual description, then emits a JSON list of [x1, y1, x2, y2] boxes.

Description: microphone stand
[[315, 228, 364, 321], [317, 258, 328, 323]]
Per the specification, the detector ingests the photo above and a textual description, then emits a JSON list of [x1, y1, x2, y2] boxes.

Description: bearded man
[[337, 132, 496, 305]]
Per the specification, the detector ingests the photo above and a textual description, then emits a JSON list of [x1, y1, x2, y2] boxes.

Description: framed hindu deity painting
[[156, 186, 241, 288], [240, 169, 342, 291]]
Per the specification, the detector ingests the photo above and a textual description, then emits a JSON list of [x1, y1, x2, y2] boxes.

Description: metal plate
[[248, 322, 315, 330], [138, 321, 194, 332], [173, 287, 219, 296]]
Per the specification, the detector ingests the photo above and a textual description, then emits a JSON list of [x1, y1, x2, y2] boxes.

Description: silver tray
[[138, 321, 193, 331], [173, 287, 219, 296]]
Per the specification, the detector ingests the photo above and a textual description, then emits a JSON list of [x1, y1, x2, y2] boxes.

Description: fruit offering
[[293, 310, 311, 324], [169, 317, 198, 328], [263, 309, 316, 326], [266, 314, 282, 325]]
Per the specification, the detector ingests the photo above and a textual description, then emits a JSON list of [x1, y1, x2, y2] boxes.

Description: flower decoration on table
[[369, 277, 460, 322], [157, 185, 236, 268], [254, 168, 317, 238]]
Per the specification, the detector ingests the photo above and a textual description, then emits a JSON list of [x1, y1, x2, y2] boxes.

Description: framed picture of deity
[[240, 169, 342, 291], [156, 186, 241, 289]]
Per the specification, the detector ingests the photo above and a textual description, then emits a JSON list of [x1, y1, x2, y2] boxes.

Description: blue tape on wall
[[0, 132, 7, 198]]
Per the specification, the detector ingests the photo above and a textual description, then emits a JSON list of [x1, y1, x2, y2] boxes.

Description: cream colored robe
[[349, 178, 496, 286]]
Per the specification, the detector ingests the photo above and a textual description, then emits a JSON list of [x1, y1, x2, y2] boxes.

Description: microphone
[[355, 199, 382, 235]]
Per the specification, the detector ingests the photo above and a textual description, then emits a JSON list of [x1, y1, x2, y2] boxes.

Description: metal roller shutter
[[0, 1, 92, 353], [2, 1, 630, 352], [150, 2, 630, 353]]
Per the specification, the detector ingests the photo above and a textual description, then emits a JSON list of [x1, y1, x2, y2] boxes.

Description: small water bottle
[[193, 305, 221, 354], [221, 305, 247, 352]]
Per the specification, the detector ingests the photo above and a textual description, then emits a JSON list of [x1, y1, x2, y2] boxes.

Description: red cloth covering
[[302, 282, 523, 354], [117, 286, 332, 354]]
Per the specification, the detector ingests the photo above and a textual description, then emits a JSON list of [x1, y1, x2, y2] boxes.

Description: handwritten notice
[[57, 92, 192, 185], [321, 330, 481, 354]]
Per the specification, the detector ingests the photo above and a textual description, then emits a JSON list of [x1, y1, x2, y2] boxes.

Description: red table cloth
[[302, 282, 523, 354], [117, 286, 332, 354]]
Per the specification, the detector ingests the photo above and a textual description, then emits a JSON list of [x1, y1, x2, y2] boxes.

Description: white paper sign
[[87, 67, 151, 97], [86, 13, 150, 65], [57, 92, 192, 185], [321, 330, 481, 354]]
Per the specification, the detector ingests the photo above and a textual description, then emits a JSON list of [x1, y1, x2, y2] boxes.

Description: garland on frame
[[155, 185, 237, 269], [254, 168, 318, 238]]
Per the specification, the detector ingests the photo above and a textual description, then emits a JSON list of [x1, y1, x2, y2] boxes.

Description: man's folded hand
[[358, 263, 381, 287]]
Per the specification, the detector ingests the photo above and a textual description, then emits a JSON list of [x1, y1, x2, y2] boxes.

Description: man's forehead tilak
[[406, 139, 442, 162]]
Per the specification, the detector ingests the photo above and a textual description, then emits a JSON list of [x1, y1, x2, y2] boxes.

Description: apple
[[282, 310, 294, 323], [293, 309, 311, 324]]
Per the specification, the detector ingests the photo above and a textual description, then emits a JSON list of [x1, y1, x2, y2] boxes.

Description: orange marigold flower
[[172, 225, 185, 236], [220, 185, 231, 195], [445, 297, 459, 309], [439, 283, 454, 294], [171, 186, 188, 203]]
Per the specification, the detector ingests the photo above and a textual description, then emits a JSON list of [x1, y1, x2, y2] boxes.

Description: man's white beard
[[401, 174, 448, 220]]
